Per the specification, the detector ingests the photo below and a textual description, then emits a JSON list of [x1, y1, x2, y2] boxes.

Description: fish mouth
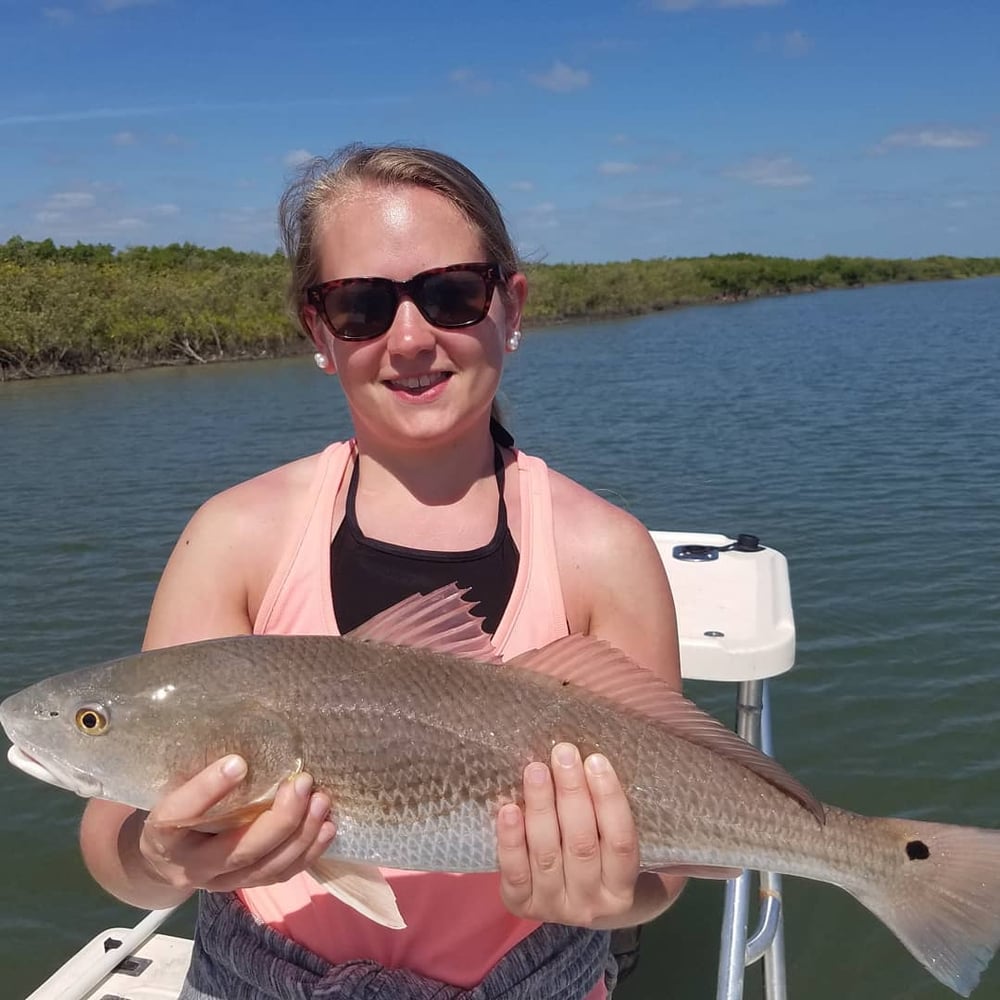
[[6, 743, 103, 798]]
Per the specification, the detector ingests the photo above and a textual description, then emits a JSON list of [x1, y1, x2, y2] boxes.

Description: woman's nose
[[385, 298, 437, 357]]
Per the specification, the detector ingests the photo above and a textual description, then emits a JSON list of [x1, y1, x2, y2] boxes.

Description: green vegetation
[[2, 236, 998, 380]]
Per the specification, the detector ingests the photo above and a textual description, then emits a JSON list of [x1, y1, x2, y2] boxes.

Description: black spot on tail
[[906, 839, 930, 860]]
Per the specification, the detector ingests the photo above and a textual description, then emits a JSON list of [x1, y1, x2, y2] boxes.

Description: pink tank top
[[240, 442, 605, 998]]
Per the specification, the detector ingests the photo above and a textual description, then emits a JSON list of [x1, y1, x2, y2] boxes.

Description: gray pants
[[180, 891, 617, 1000]]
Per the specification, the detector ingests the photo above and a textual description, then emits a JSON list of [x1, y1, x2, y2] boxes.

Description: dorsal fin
[[506, 634, 825, 825], [346, 583, 500, 664]]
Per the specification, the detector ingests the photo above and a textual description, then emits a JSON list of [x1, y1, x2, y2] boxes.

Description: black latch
[[673, 533, 765, 562]]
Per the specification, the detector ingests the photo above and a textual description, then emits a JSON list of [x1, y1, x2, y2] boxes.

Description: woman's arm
[[79, 483, 335, 908]]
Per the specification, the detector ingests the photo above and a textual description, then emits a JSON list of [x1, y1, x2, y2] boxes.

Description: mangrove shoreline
[[2, 237, 998, 382]]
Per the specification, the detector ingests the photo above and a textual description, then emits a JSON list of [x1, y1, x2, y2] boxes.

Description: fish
[[2, 585, 1000, 996]]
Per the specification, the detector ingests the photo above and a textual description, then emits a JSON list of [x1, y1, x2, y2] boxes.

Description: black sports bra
[[330, 445, 520, 635]]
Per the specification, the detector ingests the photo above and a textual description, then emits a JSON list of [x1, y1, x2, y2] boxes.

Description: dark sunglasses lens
[[418, 271, 490, 327], [324, 283, 397, 340]]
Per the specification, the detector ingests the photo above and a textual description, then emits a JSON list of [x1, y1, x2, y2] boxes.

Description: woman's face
[[305, 183, 525, 453]]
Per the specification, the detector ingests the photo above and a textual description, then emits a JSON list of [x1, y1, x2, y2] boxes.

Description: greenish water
[[1, 277, 998, 998]]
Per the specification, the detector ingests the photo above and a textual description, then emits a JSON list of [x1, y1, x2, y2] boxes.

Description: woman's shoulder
[[143, 446, 345, 645], [542, 463, 679, 681], [545, 464, 655, 561], [196, 444, 342, 533]]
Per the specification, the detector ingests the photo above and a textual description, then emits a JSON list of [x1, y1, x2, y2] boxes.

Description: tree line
[[2, 236, 998, 380]]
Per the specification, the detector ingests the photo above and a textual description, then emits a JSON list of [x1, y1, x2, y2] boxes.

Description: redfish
[[2, 585, 1000, 995]]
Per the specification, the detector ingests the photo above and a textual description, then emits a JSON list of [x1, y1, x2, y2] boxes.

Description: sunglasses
[[305, 262, 504, 342]]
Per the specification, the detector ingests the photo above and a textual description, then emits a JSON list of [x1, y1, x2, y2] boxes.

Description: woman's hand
[[137, 755, 336, 894], [496, 743, 641, 927]]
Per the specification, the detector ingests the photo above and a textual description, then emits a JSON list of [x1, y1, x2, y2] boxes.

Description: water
[[1, 277, 998, 998]]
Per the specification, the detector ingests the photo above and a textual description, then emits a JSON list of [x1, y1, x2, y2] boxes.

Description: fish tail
[[847, 817, 1000, 997]]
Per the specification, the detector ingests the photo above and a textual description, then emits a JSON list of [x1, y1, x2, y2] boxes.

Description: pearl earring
[[314, 352, 328, 369], [506, 329, 522, 352]]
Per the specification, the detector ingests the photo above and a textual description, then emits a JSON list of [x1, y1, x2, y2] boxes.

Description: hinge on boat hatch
[[673, 533, 764, 562], [101, 934, 153, 977]]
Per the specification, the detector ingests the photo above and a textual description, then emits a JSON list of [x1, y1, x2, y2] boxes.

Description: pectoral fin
[[164, 798, 275, 833], [308, 857, 406, 930]]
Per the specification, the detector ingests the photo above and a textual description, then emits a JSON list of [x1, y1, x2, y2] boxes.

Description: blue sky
[[1, 0, 997, 263]]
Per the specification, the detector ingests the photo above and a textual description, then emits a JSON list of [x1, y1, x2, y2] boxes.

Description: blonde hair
[[278, 143, 521, 438]]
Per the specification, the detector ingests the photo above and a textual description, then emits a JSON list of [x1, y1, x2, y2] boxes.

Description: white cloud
[[46, 191, 98, 210], [725, 156, 812, 188], [520, 202, 559, 229], [283, 148, 314, 169], [149, 203, 180, 217], [449, 68, 493, 95], [654, 0, 784, 9], [783, 30, 812, 56], [872, 127, 988, 155], [112, 130, 138, 146], [0, 96, 407, 129], [599, 161, 640, 176], [530, 61, 590, 93], [601, 193, 682, 212], [96, 0, 159, 10], [510, 180, 535, 192], [218, 206, 276, 236], [42, 7, 74, 25], [35, 189, 98, 226], [107, 216, 146, 230], [755, 29, 814, 56]]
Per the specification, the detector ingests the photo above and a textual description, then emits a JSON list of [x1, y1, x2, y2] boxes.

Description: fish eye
[[74, 706, 109, 735]]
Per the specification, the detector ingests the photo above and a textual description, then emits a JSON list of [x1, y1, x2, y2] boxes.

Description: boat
[[23, 529, 795, 1000]]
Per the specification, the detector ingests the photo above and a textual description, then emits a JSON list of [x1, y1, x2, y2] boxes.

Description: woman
[[79, 144, 686, 999]]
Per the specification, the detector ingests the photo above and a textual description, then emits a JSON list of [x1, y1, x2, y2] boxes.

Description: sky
[[1, 0, 997, 264]]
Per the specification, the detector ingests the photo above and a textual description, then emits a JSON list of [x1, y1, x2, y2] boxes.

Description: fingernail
[[222, 755, 247, 779], [309, 794, 330, 819], [554, 743, 578, 768], [526, 762, 549, 785], [500, 804, 521, 827], [585, 753, 609, 775], [293, 773, 313, 797]]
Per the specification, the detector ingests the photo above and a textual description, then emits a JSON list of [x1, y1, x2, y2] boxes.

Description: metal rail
[[715, 679, 788, 1000]]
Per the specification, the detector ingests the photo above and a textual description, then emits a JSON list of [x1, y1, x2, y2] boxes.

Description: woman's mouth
[[384, 372, 452, 395]]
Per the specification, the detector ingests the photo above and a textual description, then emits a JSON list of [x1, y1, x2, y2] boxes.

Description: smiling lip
[[383, 372, 452, 399]]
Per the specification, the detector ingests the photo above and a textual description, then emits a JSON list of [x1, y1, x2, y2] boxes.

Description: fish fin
[[845, 817, 1000, 997], [506, 634, 825, 825], [166, 797, 275, 833], [651, 864, 743, 880], [308, 857, 406, 930], [346, 583, 500, 663]]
